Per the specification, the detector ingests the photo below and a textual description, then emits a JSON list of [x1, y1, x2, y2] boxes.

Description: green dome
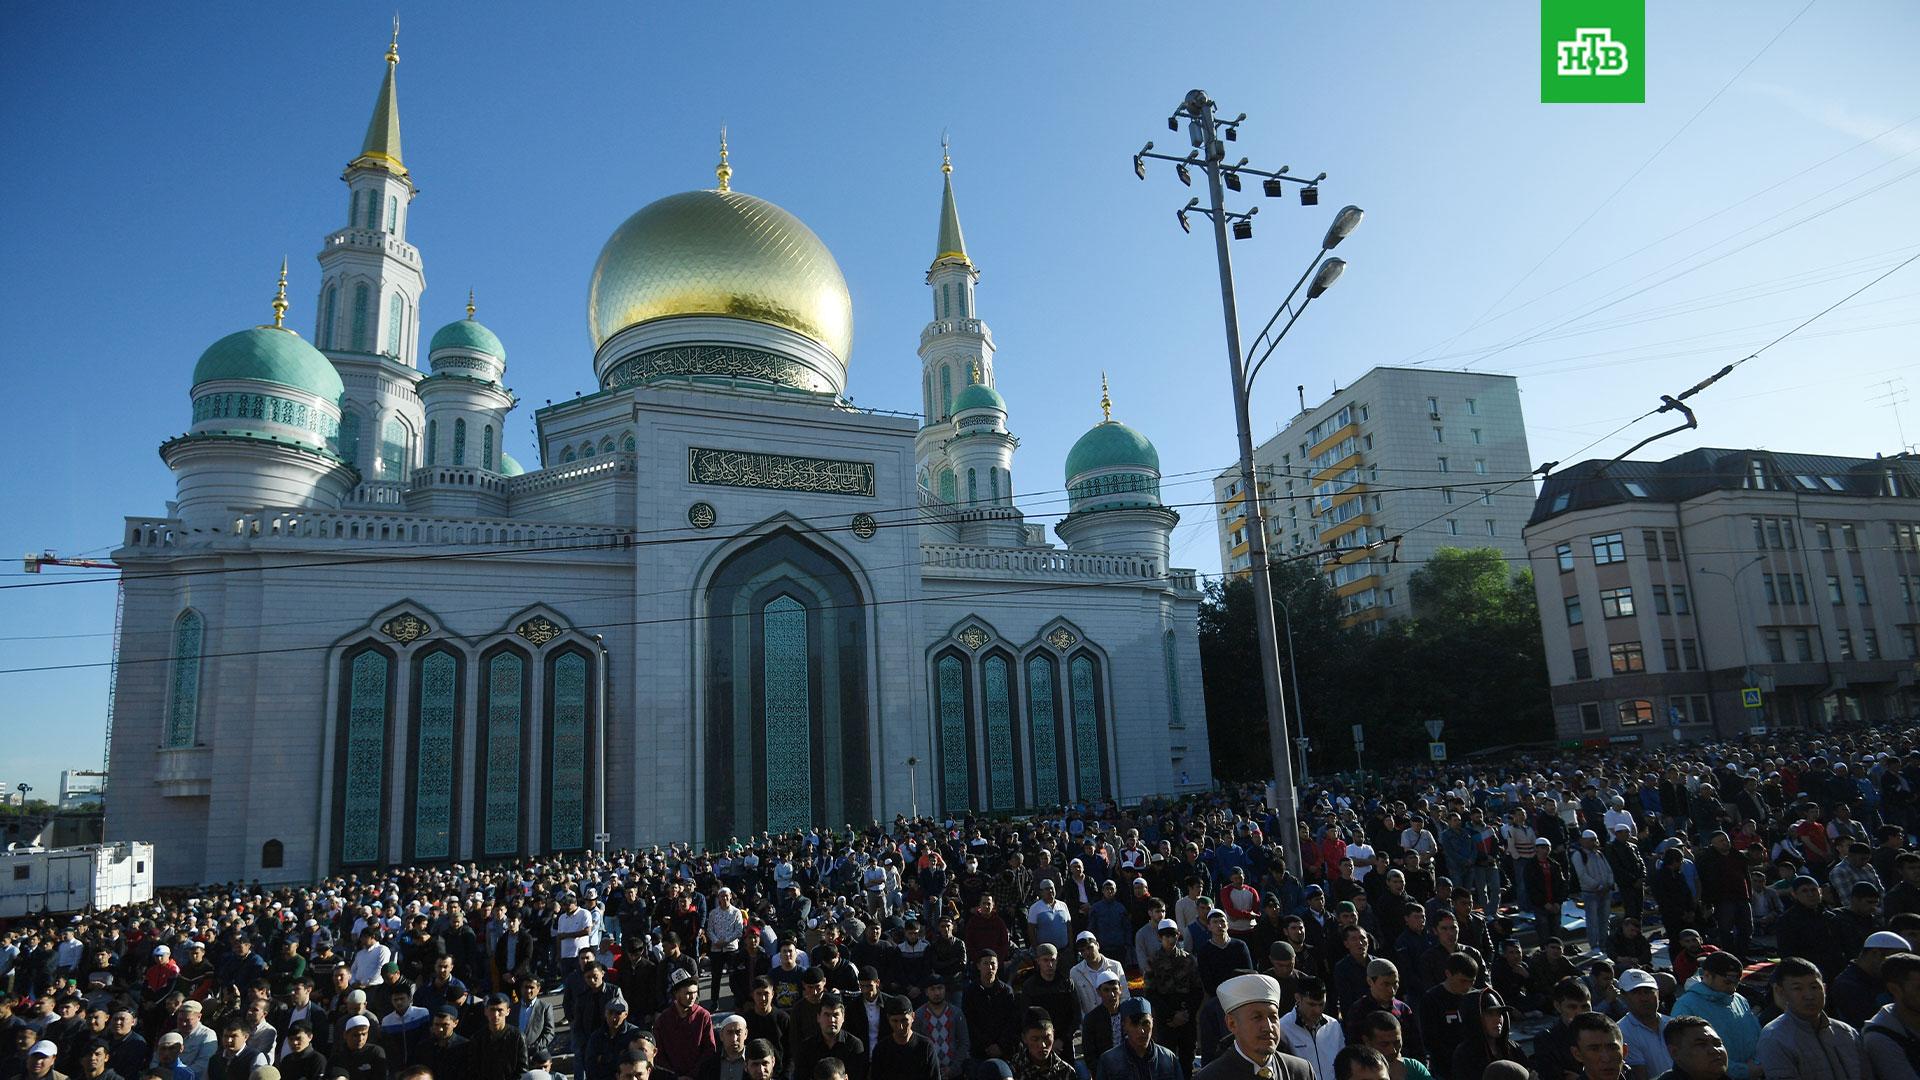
[[498, 451, 526, 477], [953, 381, 1005, 413], [191, 326, 343, 401], [1065, 420, 1160, 481], [429, 317, 506, 361]]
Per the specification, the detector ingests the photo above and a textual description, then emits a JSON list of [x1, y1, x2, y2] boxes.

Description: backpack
[[1867, 1021, 1920, 1073]]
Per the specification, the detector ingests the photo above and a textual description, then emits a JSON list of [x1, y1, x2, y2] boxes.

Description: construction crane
[[23, 552, 122, 781]]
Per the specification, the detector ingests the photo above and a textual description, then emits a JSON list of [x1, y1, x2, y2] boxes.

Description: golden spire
[[715, 125, 732, 192], [466, 288, 476, 319], [270, 257, 290, 330], [1100, 371, 1112, 423], [941, 131, 952, 175]]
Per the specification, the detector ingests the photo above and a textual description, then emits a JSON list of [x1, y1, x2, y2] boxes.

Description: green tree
[[1395, 547, 1553, 752]]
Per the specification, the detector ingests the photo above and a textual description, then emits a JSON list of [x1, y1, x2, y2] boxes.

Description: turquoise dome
[[953, 381, 1006, 413], [191, 326, 343, 401], [430, 317, 506, 361], [1065, 420, 1160, 481], [498, 451, 526, 477]]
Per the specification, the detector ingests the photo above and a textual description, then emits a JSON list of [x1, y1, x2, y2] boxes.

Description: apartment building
[[1212, 367, 1535, 626], [1524, 447, 1920, 744]]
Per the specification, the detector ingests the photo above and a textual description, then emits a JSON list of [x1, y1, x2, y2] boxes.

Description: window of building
[[1609, 642, 1645, 674], [1904, 577, 1915, 605], [1573, 648, 1592, 679], [1466, 398, 1478, 415], [1486, 519, 1497, 536], [1448, 519, 1459, 536], [1557, 543, 1575, 573], [1663, 530, 1680, 560], [1838, 628, 1855, 661], [1792, 574, 1810, 605], [1682, 639, 1700, 670], [1474, 459, 1487, 475], [1623, 481, 1650, 497], [1643, 530, 1661, 559], [1434, 427, 1445, 443], [1822, 476, 1845, 492], [1842, 523, 1859, 551], [1815, 522, 1832, 549], [1794, 628, 1815, 662], [1763, 629, 1785, 663], [1865, 628, 1881, 660], [1565, 596, 1583, 625], [1438, 456, 1449, 473], [1482, 491, 1493, 506], [1856, 576, 1871, 605], [1384, 588, 1395, 606], [1444, 487, 1455, 504], [1898, 524, 1920, 552], [1600, 587, 1634, 618], [261, 840, 284, 869], [1551, 492, 1571, 513], [1763, 574, 1779, 605], [1591, 532, 1626, 564], [1428, 396, 1440, 415], [1747, 458, 1771, 490], [1673, 585, 1692, 614], [1903, 626, 1918, 660], [1651, 586, 1669, 615], [1828, 575, 1845, 604], [1618, 700, 1656, 727], [1579, 702, 1602, 732], [1662, 639, 1680, 669]]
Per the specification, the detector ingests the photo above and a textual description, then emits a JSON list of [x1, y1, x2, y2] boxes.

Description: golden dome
[[587, 188, 853, 365]]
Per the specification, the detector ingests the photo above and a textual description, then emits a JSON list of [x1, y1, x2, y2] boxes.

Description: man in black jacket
[[870, 995, 940, 1080], [1774, 876, 1844, 979], [961, 952, 1019, 1064], [414, 1005, 473, 1078], [796, 993, 868, 1080], [473, 993, 530, 1080]]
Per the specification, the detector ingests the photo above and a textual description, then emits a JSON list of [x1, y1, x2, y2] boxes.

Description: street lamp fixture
[[1232, 218, 1253, 239], [1177, 197, 1199, 234], [1323, 205, 1365, 249], [1308, 257, 1346, 298], [1176, 162, 1193, 186], [1299, 183, 1319, 206], [1224, 170, 1242, 192]]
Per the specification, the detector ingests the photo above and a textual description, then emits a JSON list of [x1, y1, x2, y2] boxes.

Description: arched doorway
[[704, 529, 871, 838]]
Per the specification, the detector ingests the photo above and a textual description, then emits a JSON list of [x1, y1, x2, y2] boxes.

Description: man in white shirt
[[348, 929, 391, 987], [1617, 969, 1672, 1077], [1070, 933, 1128, 1016], [555, 892, 594, 970], [1346, 837, 1377, 883], [1278, 976, 1342, 1080]]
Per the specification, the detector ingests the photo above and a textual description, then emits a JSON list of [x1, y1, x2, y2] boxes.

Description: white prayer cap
[[1216, 973, 1283, 1016]]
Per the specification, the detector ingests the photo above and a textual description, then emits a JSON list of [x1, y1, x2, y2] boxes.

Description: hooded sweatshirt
[[1671, 978, 1762, 1079]]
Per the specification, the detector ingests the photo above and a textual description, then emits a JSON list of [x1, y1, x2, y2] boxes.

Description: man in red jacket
[[962, 896, 1012, 966]]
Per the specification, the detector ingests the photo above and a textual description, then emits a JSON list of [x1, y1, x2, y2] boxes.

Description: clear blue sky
[[3, 3, 1917, 797]]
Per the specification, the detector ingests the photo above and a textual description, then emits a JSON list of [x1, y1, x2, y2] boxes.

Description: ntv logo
[[1556, 28, 1629, 76]]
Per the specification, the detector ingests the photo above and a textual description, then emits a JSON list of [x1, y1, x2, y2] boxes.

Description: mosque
[[105, 33, 1212, 885]]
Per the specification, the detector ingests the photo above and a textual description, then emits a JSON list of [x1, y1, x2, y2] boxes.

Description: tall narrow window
[[1069, 654, 1106, 799], [483, 426, 495, 471], [546, 650, 591, 851], [351, 284, 370, 351], [388, 195, 398, 233], [339, 410, 360, 462], [941, 366, 953, 418], [337, 647, 392, 866], [983, 654, 1017, 811], [763, 597, 813, 832], [386, 294, 403, 356], [939, 470, 957, 504], [320, 284, 337, 349], [425, 420, 437, 466], [990, 469, 1001, 505], [1027, 655, 1061, 807], [968, 469, 978, 507], [453, 419, 467, 466], [165, 610, 203, 748], [349, 189, 360, 227], [365, 190, 381, 230], [479, 650, 527, 858], [381, 418, 406, 479], [1163, 629, 1183, 728], [937, 654, 971, 811], [409, 649, 460, 862]]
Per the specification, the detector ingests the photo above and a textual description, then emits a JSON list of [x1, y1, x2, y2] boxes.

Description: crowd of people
[[4, 724, 1920, 1080]]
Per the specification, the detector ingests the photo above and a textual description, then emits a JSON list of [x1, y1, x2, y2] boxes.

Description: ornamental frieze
[[688, 447, 875, 498], [605, 344, 830, 393]]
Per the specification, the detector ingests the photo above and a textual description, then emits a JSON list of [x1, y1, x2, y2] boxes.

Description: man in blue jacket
[[1095, 998, 1183, 1080], [1670, 953, 1761, 1079]]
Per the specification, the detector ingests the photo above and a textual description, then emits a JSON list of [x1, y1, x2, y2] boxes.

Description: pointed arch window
[[408, 648, 461, 862], [546, 648, 594, 852], [478, 647, 529, 859], [940, 366, 953, 419], [935, 652, 973, 812], [386, 293, 403, 356], [483, 425, 495, 471], [1069, 652, 1109, 800], [349, 189, 360, 227], [582, 441, 596, 458], [388, 195, 399, 234], [339, 410, 361, 463], [1026, 653, 1064, 806], [982, 653, 1020, 810], [334, 644, 393, 867], [622, 432, 637, 453], [990, 469, 1001, 505], [968, 468, 978, 506], [561, 447, 577, 464], [452, 419, 467, 466], [320, 285, 338, 349], [350, 284, 371, 352], [425, 420, 437, 466], [260, 839, 284, 869], [381, 417, 407, 478], [164, 610, 203, 748]]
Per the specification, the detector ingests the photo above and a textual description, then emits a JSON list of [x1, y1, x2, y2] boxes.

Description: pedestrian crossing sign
[[1741, 687, 1763, 709]]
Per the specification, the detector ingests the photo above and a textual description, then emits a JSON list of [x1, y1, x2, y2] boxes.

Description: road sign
[[1741, 687, 1763, 709], [1429, 741, 1447, 762], [1424, 720, 1445, 740]]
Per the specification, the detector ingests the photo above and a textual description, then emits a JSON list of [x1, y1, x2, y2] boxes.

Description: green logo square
[[1542, 0, 1645, 103]]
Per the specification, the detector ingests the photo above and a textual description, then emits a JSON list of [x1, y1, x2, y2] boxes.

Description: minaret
[[915, 139, 1001, 504], [312, 19, 427, 484]]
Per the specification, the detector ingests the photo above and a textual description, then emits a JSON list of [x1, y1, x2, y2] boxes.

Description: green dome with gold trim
[[1065, 421, 1159, 481], [430, 316, 505, 361], [191, 326, 343, 402]]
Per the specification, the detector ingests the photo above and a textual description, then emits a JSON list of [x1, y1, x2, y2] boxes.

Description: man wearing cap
[[585, 996, 646, 1080], [913, 976, 969, 1080], [413, 1005, 473, 1079], [325, 1015, 382, 1080], [1145, 920, 1201, 1075], [1022, 883, 1072, 968], [1616, 969, 1672, 1078], [1082, 973, 1129, 1065], [1071, 935, 1128, 1018], [845, 966, 887, 1060], [1832, 929, 1911, 1027], [148, 1030, 193, 1080], [796, 992, 867, 1080], [173, 1000, 219, 1076], [1522, 840, 1572, 941], [1342, 960, 1424, 1062], [1095, 998, 1183, 1080], [869, 993, 941, 1080], [1192, 974, 1313, 1080], [656, 971, 718, 1080], [698, 1012, 752, 1080], [474, 993, 530, 1080], [20, 1040, 60, 1080]]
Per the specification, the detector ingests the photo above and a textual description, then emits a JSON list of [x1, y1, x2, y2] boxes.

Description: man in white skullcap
[[1192, 974, 1314, 1080]]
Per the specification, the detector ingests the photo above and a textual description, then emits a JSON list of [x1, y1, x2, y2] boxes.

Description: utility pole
[[1133, 91, 1360, 874]]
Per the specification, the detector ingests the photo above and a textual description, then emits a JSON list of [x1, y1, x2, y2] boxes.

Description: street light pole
[[905, 757, 921, 821], [1274, 592, 1310, 784]]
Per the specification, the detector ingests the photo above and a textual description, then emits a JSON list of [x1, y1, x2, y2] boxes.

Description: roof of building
[[1065, 420, 1159, 480], [429, 316, 505, 361], [1527, 446, 1920, 527], [191, 326, 344, 402], [953, 380, 1005, 413]]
